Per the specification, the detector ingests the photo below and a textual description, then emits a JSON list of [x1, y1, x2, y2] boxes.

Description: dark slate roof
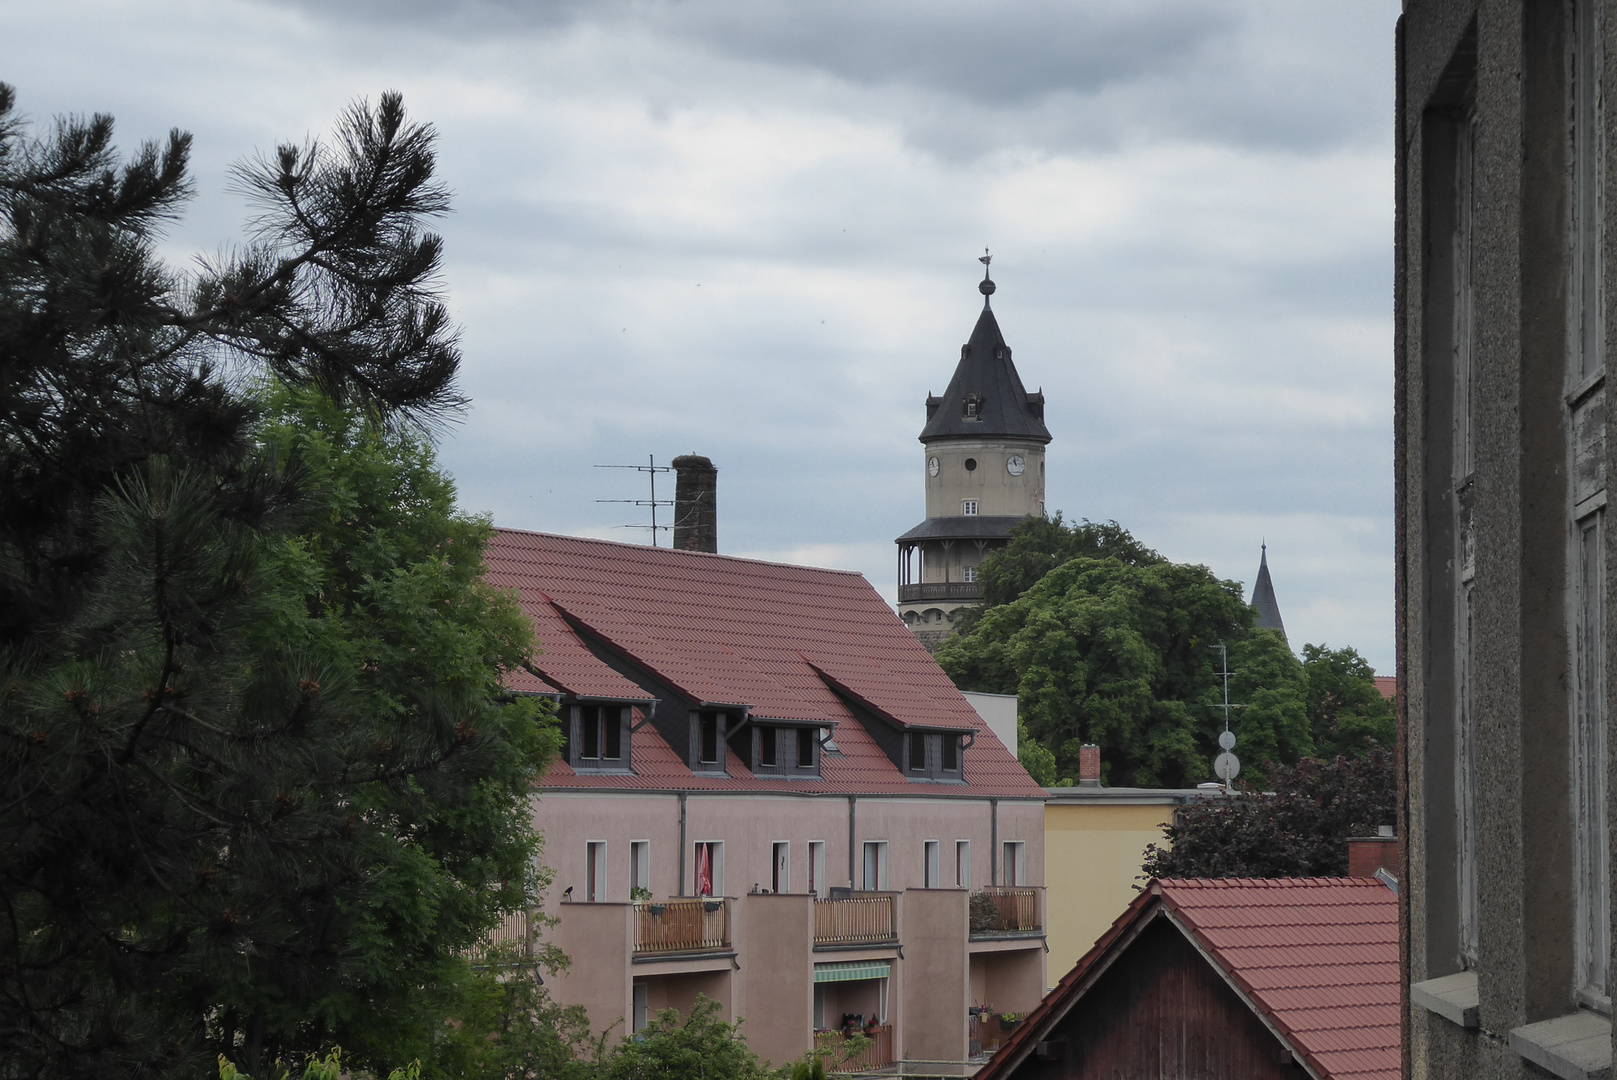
[[1252, 544, 1286, 638], [978, 878, 1399, 1080], [482, 529, 1045, 798], [894, 515, 1027, 543], [919, 300, 1052, 445]]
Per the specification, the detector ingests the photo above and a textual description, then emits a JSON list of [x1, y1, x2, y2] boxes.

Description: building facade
[[1398, 4, 1617, 1077], [482, 529, 1049, 1068], [897, 265, 1052, 649]]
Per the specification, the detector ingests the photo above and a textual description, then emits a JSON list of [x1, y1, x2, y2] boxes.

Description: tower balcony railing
[[898, 582, 983, 603]]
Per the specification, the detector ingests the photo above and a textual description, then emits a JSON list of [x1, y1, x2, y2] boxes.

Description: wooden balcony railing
[[825, 1024, 893, 1072], [898, 581, 984, 603], [634, 899, 731, 955], [814, 894, 897, 946], [969, 887, 1042, 935], [465, 909, 532, 964]]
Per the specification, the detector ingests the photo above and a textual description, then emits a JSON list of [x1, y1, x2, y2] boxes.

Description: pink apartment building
[[482, 528, 1048, 1068]]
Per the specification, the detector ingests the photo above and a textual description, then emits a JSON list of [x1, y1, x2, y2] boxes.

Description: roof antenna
[[594, 454, 675, 546], [1208, 642, 1241, 788], [978, 248, 995, 307]]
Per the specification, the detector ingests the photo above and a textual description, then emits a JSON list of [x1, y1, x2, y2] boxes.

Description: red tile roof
[[484, 529, 1043, 798], [979, 877, 1399, 1080], [1373, 675, 1397, 701]]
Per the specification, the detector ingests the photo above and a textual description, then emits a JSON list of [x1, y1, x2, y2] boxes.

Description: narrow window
[[862, 841, 886, 891], [955, 840, 971, 889], [924, 840, 940, 889], [909, 732, 927, 772], [942, 736, 958, 772], [633, 982, 649, 1033], [603, 706, 622, 760], [1453, 102, 1481, 967], [797, 727, 816, 769], [962, 500, 978, 516], [813, 984, 826, 1029], [586, 841, 607, 902], [808, 841, 826, 898], [694, 841, 723, 896], [758, 726, 777, 768], [699, 712, 720, 765], [581, 705, 600, 759], [963, 566, 977, 583], [772, 841, 790, 893], [630, 840, 650, 896], [1002, 841, 1024, 887]]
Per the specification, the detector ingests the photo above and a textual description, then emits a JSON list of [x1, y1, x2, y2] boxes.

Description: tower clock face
[[928, 457, 940, 476], [1006, 455, 1026, 476]]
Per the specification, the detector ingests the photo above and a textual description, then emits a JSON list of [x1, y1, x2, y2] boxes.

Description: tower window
[[962, 500, 978, 516], [964, 458, 978, 471], [963, 566, 977, 583]]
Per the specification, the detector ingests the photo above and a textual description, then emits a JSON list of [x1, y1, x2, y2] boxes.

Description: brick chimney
[[1347, 825, 1399, 879], [672, 454, 717, 554], [1077, 744, 1102, 787]]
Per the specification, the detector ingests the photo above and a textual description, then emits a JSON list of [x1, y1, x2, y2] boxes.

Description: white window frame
[[772, 841, 790, 894], [586, 841, 607, 902], [632, 982, 649, 1034], [862, 841, 888, 891], [693, 840, 724, 897], [955, 840, 971, 889], [1002, 841, 1026, 886], [808, 840, 826, 898], [962, 500, 978, 516], [630, 840, 650, 896], [923, 840, 941, 889], [963, 565, 978, 583]]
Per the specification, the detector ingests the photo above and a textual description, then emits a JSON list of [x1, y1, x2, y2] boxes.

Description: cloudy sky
[[7, 0, 1401, 672]]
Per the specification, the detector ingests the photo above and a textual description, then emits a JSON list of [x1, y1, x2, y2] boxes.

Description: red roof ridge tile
[[493, 525, 867, 577]]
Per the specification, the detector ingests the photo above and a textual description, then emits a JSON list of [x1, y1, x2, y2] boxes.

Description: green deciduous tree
[[1139, 748, 1396, 879], [597, 998, 772, 1080], [935, 551, 1251, 788], [0, 84, 557, 1079], [1301, 643, 1395, 759]]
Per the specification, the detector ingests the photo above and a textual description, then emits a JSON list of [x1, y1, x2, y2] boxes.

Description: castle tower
[[896, 258, 1052, 649]]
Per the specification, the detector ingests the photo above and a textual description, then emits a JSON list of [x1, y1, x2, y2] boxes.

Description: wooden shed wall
[[1008, 917, 1305, 1080]]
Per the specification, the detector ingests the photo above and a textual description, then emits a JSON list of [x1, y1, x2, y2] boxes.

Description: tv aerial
[[1209, 642, 1241, 785], [595, 455, 674, 546]]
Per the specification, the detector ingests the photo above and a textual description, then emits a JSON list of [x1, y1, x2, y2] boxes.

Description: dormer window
[[745, 722, 822, 778], [906, 731, 965, 782], [568, 704, 631, 772], [696, 711, 722, 767]]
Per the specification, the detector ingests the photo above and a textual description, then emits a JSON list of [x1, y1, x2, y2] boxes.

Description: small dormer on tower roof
[[1252, 543, 1286, 639], [920, 258, 1052, 445]]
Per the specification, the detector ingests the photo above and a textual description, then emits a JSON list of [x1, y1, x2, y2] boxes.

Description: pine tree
[[0, 84, 552, 1078]]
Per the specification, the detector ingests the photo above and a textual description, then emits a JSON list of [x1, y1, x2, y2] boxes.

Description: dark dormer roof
[[1252, 544, 1286, 638], [920, 301, 1052, 445]]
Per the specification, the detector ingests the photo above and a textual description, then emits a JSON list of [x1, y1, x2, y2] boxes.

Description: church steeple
[[1252, 543, 1287, 639]]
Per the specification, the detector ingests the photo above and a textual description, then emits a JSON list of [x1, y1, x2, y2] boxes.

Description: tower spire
[[1252, 544, 1286, 639], [978, 248, 995, 308]]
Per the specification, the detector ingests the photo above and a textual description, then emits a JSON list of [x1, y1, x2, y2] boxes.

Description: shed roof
[[979, 877, 1399, 1080], [484, 529, 1044, 798]]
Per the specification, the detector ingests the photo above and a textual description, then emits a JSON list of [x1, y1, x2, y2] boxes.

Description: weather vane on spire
[[978, 248, 996, 302]]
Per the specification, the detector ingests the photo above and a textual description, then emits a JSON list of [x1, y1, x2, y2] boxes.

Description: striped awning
[[814, 960, 891, 984]]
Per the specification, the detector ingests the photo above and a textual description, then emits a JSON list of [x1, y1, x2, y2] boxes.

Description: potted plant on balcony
[[969, 891, 999, 933], [999, 1012, 1025, 1033], [703, 899, 723, 913]]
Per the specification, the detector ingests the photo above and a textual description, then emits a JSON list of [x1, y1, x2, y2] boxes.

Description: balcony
[[814, 894, 897, 948], [969, 887, 1043, 938], [820, 1024, 894, 1073], [466, 909, 533, 965], [898, 581, 984, 604], [634, 898, 731, 956]]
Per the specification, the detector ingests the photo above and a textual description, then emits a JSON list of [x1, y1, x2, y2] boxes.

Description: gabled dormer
[[731, 719, 824, 779]]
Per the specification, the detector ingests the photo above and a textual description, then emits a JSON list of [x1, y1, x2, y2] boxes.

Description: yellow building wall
[[1042, 801, 1177, 983]]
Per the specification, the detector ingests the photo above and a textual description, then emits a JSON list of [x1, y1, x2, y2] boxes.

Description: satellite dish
[[1218, 730, 1236, 751], [1214, 751, 1240, 783]]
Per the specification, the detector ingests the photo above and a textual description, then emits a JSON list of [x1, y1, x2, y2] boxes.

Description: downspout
[[848, 795, 858, 888], [678, 792, 688, 897], [990, 797, 1000, 886]]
